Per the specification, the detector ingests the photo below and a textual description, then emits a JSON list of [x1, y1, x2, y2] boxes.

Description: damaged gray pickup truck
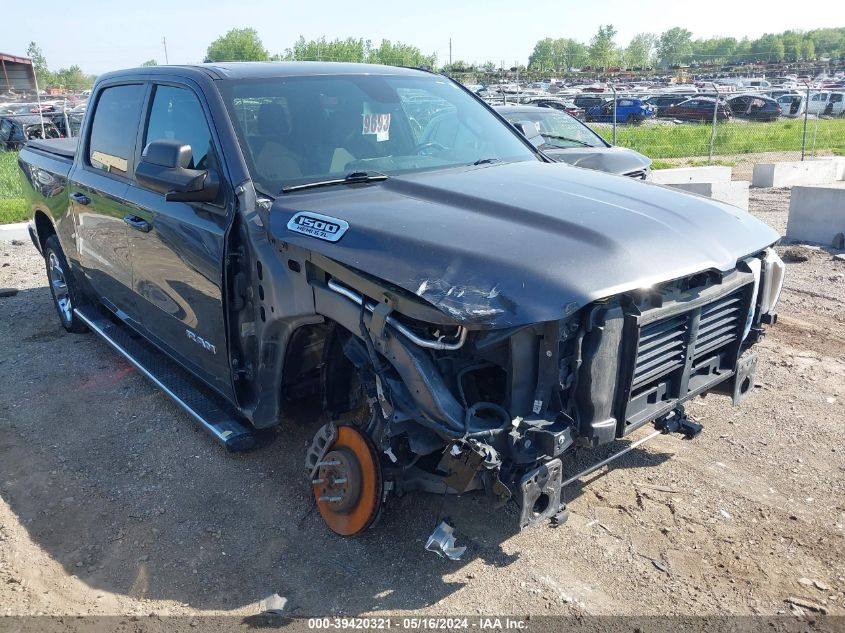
[[19, 62, 785, 535]]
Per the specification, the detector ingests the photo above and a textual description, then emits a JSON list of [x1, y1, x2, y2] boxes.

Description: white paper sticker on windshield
[[362, 110, 390, 142]]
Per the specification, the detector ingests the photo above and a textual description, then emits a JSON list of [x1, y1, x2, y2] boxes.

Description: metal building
[[0, 53, 37, 94]]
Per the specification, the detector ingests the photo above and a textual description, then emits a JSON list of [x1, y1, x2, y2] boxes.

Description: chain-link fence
[[443, 65, 845, 175], [581, 85, 845, 172]]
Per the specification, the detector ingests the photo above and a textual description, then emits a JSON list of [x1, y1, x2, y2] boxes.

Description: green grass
[[595, 118, 845, 159], [0, 198, 27, 224], [0, 151, 27, 224], [650, 158, 736, 170]]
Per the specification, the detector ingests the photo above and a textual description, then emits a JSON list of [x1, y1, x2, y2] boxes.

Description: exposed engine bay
[[296, 248, 785, 535]]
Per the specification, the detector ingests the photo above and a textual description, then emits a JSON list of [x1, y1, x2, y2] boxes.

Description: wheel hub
[[311, 426, 382, 536], [315, 448, 362, 513]]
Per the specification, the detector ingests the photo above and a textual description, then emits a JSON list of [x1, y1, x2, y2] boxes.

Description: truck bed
[[19, 137, 75, 242], [26, 136, 78, 159]]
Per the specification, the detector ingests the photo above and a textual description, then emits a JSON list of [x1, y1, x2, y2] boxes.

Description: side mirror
[[135, 140, 219, 203], [512, 120, 543, 148]]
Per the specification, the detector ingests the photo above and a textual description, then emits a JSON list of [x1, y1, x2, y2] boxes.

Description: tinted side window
[[144, 85, 211, 169], [89, 84, 145, 177]]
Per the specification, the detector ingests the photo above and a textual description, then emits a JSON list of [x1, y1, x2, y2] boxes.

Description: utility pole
[[162, 37, 169, 64], [449, 38, 452, 68]]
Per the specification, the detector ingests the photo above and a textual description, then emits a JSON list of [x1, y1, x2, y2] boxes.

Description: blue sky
[[5, 0, 843, 74]]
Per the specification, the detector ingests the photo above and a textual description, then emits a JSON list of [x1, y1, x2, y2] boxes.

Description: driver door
[[123, 82, 235, 399]]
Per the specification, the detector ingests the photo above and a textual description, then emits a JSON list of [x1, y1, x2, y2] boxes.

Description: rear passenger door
[[71, 82, 147, 325], [123, 82, 234, 399]]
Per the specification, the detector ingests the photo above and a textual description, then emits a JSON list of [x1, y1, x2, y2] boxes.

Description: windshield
[[218, 73, 538, 195], [500, 109, 606, 150]]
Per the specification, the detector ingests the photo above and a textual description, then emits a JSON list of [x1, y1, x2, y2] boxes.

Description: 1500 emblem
[[186, 329, 216, 355], [287, 212, 349, 242]]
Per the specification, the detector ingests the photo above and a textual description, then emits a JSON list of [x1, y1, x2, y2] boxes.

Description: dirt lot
[[1, 188, 844, 619]]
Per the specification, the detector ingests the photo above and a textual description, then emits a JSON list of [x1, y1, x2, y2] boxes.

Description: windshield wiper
[[541, 134, 595, 148], [472, 157, 500, 166], [281, 171, 388, 194]]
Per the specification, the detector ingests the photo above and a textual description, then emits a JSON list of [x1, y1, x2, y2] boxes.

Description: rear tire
[[44, 235, 87, 333]]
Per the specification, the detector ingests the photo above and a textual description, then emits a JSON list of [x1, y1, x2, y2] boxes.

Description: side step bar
[[74, 306, 256, 452]]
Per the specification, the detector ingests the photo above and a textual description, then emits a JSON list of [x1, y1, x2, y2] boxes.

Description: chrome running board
[[74, 306, 256, 452]]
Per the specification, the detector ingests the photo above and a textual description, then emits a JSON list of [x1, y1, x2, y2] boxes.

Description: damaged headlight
[[743, 247, 785, 340], [760, 247, 785, 316]]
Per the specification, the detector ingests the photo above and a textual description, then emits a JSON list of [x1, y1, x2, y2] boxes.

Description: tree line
[[23, 24, 845, 92], [25, 42, 97, 91], [203, 28, 437, 68], [201, 26, 844, 74], [527, 26, 845, 72]]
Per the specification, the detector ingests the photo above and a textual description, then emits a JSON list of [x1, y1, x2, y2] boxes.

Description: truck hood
[[268, 160, 779, 328], [542, 146, 651, 176]]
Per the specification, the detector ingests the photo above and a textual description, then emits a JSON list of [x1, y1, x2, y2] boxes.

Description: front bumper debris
[[425, 521, 467, 560], [517, 458, 563, 530]]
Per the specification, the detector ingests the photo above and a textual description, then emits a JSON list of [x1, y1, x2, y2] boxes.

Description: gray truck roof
[[97, 61, 430, 83]]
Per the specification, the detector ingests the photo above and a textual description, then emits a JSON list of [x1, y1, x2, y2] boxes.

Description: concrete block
[[786, 185, 845, 246], [668, 181, 750, 210], [752, 160, 838, 188], [650, 166, 732, 184], [817, 156, 845, 181], [0, 222, 30, 242]]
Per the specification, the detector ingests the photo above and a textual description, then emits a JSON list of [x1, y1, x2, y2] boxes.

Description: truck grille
[[631, 314, 687, 390], [694, 292, 745, 358], [622, 284, 751, 433]]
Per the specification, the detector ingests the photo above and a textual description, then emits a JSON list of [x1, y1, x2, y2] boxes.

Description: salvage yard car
[[19, 62, 784, 536], [776, 93, 806, 117], [495, 104, 652, 178], [726, 94, 782, 121], [657, 97, 732, 121], [807, 91, 845, 116], [0, 114, 61, 149], [586, 97, 654, 124], [643, 94, 691, 115]]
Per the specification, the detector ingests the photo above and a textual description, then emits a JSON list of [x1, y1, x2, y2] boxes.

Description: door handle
[[70, 192, 90, 205], [123, 215, 152, 233]]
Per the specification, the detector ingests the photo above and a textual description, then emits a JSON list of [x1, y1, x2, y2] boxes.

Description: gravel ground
[[1, 189, 844, 619]]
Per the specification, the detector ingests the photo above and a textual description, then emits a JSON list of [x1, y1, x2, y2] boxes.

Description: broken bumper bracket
[[656, 407, 703, 439], [516, 458, 564, 530]]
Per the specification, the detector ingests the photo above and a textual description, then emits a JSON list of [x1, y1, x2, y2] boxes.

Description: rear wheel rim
[[48, 252, 72, 323]]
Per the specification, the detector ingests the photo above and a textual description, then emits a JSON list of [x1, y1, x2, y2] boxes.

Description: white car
[[806, 91, 845, 116], [777, 94, 806, 118]]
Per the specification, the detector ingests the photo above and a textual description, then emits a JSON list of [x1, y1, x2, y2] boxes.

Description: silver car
[[495, 104, 652, 179]]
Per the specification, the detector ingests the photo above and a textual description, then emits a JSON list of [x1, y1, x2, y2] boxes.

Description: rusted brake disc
[[312, 425, 383, 536]]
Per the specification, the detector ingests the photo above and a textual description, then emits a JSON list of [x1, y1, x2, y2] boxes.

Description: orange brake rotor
[[312, 426, 383, 536]]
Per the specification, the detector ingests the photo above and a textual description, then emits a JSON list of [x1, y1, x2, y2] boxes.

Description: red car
[[658, 97, 732, 122]]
